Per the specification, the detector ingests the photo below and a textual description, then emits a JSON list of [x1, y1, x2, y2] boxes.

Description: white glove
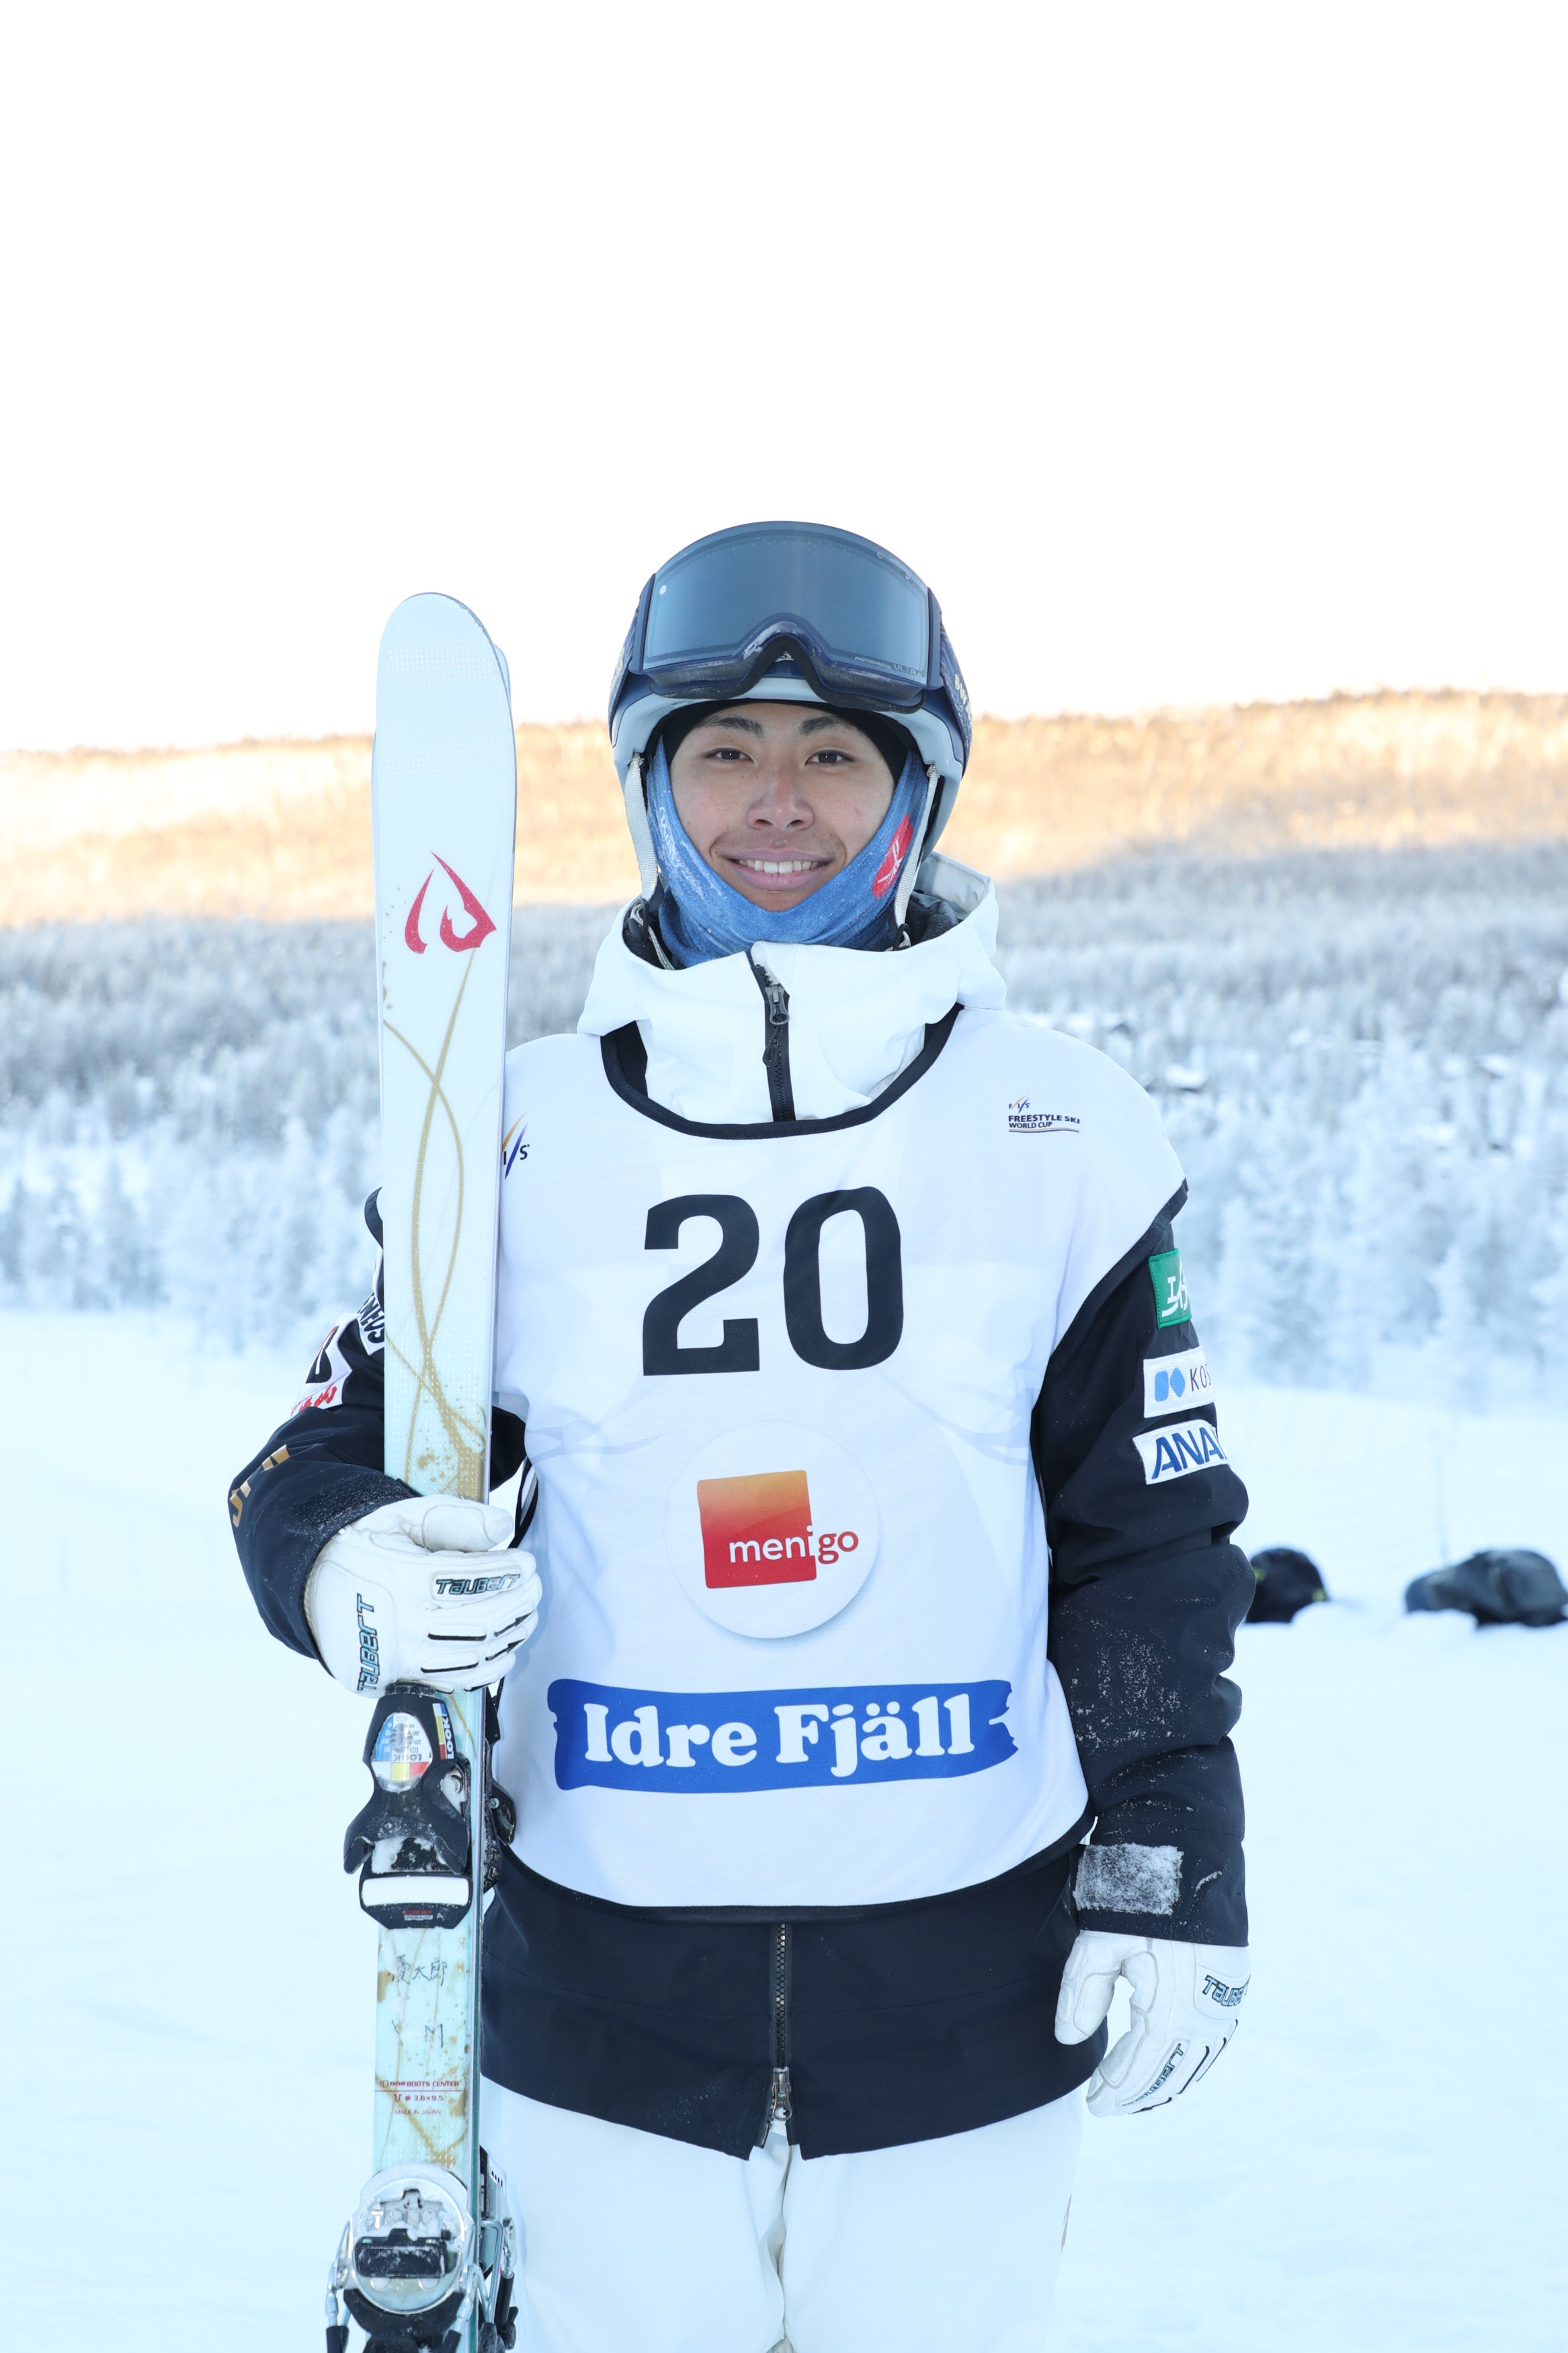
[[1055, 1931, 1250, 2117], [304, 1497, 542, 1693]]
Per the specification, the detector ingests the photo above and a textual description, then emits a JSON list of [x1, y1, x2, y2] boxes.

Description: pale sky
[[3, 1, 1565, 750]]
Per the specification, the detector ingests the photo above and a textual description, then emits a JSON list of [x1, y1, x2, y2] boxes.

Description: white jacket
[[489, 857, 1184, 1908]]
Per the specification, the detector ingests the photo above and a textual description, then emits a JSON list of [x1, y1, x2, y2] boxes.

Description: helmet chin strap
[[893, 764, 940, 930], [623, 752, 660, 898]]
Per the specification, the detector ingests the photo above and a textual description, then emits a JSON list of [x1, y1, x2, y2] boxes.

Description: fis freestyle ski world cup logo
[[1007, 1097, 1081, 1135], [404, 855, 497, 955], [669, 1424, 880, 1636]]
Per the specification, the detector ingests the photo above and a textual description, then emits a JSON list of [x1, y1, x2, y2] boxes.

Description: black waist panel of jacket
[[480, 1821, 1100, 2161]]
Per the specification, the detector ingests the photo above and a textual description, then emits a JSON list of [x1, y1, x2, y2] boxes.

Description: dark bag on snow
[[1404, 1548, 1567, 1628], [1247, 1546, 1328, 1624]]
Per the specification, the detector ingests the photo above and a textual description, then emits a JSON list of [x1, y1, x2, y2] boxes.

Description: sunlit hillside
[[6, 684, 1567, 1381], [4, 689, 1567, 922]]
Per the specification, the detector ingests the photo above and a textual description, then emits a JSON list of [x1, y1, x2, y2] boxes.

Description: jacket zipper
[[759, 1919, 792, 2142], [748, 954, 796, 1123]]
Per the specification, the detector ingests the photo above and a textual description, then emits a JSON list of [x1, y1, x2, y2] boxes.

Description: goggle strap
[[893, 765, 941, 929], [623, 752, 660, 899]]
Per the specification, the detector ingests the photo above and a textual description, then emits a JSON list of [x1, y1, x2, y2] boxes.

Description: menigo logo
[[550, 1677, 1016, 1792], [1132, 1417, 1228, 1486], [668, 1424, 880, 1637], [697, 1468, 860, 1589]]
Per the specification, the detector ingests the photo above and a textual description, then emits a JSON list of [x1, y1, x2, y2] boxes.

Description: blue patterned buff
[[643, 733, 928, 966]]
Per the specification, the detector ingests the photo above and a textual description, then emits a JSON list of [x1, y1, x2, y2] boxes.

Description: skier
[[231, 520, 1252, 2352]]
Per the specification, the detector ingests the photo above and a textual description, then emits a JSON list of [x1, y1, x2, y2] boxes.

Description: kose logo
[[1141, 1345, 1213, 1421], [697, 1468, 860, 1589]]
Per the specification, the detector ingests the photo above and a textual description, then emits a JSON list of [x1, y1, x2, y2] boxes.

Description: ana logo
[[1007, 1097, 1081, 1135], [696, 1468, 861, 1590], [404, 855, 497, 956], [502, 1117, 529, 1178], [871, 815, 914, 900], [1142, 1345, 1214, 1420], [669, 1424, 880, 1637], [1132, 1417, 1227, 1486]]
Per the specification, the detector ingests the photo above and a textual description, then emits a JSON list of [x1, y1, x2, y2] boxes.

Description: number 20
[[642, 1189, 903, 1375]]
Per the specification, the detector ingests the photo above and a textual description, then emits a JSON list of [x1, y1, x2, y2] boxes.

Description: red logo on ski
[[405, 856, 497, 955]]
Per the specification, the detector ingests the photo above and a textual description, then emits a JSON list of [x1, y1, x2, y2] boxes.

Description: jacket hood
[[578, 852, 1007, 1125]]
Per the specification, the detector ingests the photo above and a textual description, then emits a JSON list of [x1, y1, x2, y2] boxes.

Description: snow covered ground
[[6, 1313, 1565, 2350]]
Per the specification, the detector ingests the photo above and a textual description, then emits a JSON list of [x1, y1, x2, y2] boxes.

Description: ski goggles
[[608, 521, 972, 783]]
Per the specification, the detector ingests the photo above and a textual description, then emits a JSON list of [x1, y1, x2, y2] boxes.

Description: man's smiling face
[[667, 702, 897, 912]]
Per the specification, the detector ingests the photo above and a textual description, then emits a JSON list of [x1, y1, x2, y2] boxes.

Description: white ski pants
[[490, 2085, 1082, 2353]]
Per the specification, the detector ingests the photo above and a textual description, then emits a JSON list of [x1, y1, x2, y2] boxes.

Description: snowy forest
[[2, 839, 1566, 1402]]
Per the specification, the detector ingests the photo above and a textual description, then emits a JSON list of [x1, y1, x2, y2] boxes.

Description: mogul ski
[[326, 594, 518, 2353]]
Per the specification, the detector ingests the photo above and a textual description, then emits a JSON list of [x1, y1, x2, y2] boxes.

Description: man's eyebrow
[[688, 709, 870, 741], [695, 709, 764, 735]]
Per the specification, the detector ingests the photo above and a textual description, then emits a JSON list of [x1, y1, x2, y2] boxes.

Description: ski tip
[[377, 594, 513, 715]]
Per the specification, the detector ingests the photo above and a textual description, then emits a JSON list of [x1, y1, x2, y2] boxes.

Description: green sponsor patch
[[1149, 1248, 1191, 1328]]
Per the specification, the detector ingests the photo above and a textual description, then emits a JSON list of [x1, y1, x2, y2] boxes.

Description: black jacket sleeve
[[228, 1192, 528, 1663], [1034, 1185, 1252, 1948]]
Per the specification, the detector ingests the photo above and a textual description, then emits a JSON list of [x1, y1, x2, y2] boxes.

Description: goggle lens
[[643, 524, 931, 690]]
